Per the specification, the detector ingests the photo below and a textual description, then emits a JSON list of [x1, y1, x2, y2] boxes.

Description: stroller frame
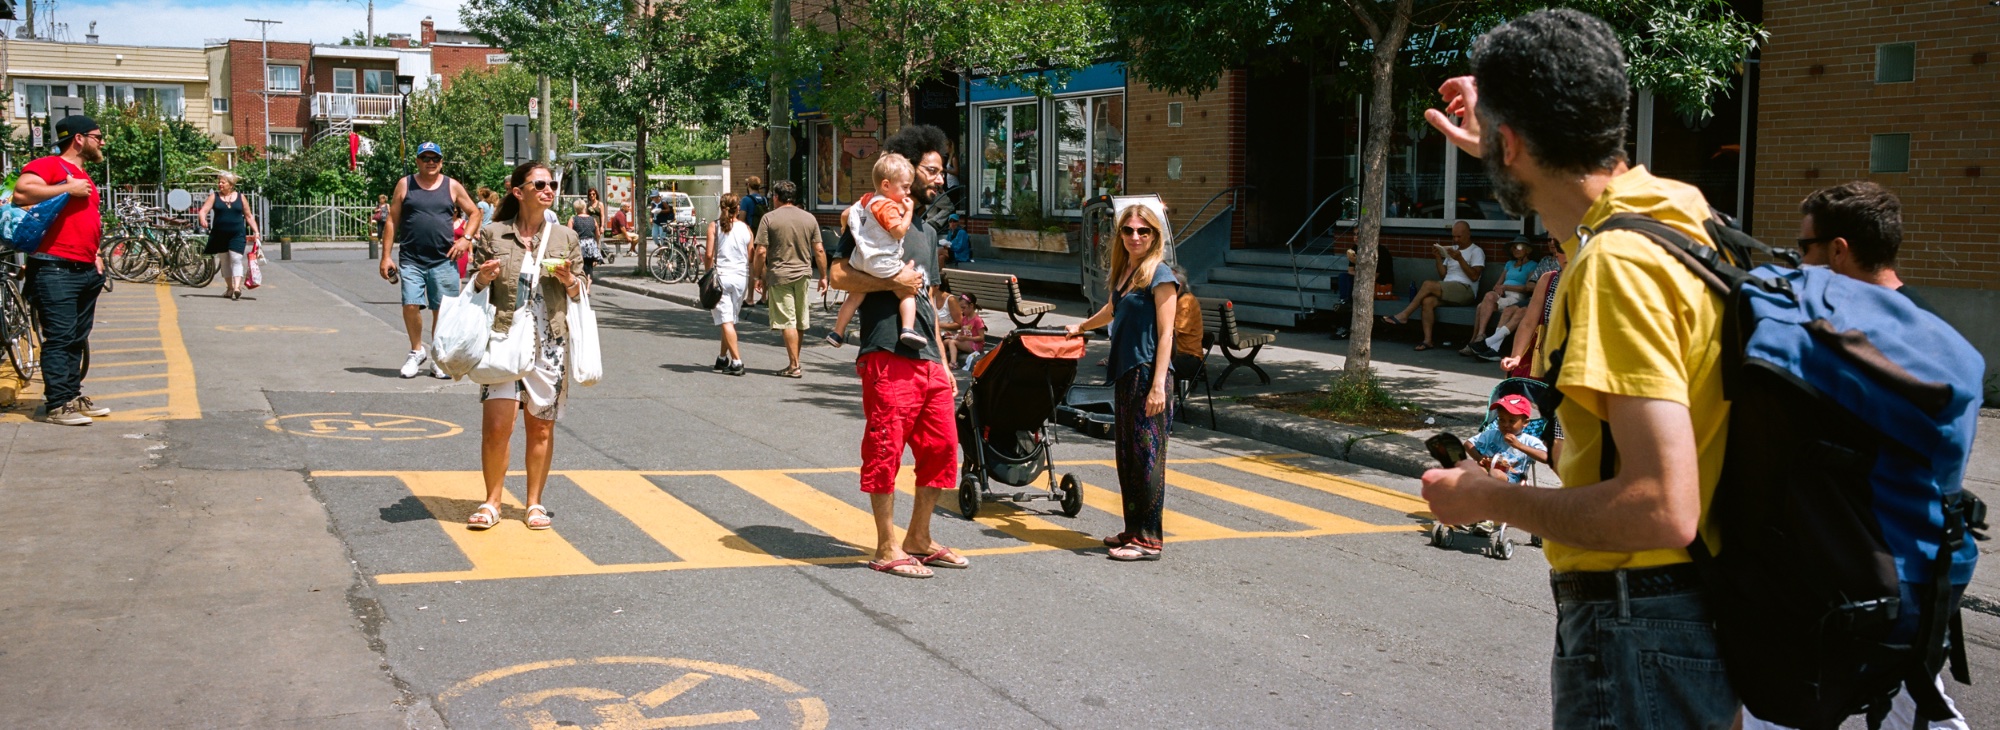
[[956, 329, 1086, 520], [1427, 377, 1556, 560]]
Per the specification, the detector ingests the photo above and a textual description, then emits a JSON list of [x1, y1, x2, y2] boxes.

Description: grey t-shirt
[[834, 216, 942, 363], [757, 205, 822, 285]]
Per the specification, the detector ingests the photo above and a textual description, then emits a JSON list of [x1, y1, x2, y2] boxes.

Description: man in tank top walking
[[379, 142, 483, 378]]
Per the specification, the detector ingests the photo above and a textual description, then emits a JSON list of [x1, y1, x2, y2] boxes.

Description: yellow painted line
[[563, 471, 785, 568], [1166, 469, 1385, 533], [392, 471, 602, 581], [1075, 480, 1248, 541], [88, 388, 170, 401], [1217, 456, 1433, 517], [90, 337, 163, 343], [100, 406, 174, 421], [924, 471, 1099, 550], [152, 283, 200, 419], [91, 346, 164, 355], [89, 359, 167, 368], [87, 372, 171, 383], [90, 327, 158, 333], [717, 471, 875, 553]]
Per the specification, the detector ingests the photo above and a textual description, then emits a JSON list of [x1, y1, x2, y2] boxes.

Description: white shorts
[[712, 279, 746, 325], [481, 362, 566, 422], [1496, 292, 1526, 309]]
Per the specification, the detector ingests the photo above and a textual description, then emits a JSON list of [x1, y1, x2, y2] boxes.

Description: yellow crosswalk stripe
[[89, 359, 168, 368], [391, 471, 602, 582], [716, 471, 877, 553], [927, 471, 1099, 550], [91, 337, 162, 343], [1165, 469, 1385, 533], [88, 388, 169, 401], [1214, 456, 1433, 518], [1075, 480, 1245, 541], [90, 347, 164, 355], [87, 372, 171, 383], [563, 471, 784, 568]]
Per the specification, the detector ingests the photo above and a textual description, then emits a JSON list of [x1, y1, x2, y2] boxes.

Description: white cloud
[[5, 0, 475, 49]]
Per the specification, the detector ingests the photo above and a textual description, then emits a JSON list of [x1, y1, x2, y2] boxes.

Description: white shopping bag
[[469, 299, 535, 385], [431, 285, 493, 379], [567, 290, 602, 386]]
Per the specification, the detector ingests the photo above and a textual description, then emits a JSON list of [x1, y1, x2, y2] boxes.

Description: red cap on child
[[1492, 394, 1533, 417]]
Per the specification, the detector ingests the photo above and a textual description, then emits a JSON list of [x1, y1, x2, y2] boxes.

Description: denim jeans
[[1552, 575, 1738, 729], [29, 260, 103, 409]]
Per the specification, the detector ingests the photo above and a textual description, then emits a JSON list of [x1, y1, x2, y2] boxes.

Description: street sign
[[502, 115, 533, 166], [31, 125, 42, 149], [528, 97, 539, 120]]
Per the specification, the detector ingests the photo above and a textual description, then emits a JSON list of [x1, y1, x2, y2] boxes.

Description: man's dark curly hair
[[1801, 181, 1903, 271], [1471, 9, 1630, 175], [883, 124, 949, 167]]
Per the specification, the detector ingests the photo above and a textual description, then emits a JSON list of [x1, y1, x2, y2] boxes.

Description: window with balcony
[[364, 70, 396, 95], [267, 64, 301, 93], [333, 68, 357, 94]]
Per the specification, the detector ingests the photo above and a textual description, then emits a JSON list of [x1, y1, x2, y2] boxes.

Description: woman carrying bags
[[1066, 202, 1180, 561], [199, 172, 261, 300], [464, 161, 584, 532]]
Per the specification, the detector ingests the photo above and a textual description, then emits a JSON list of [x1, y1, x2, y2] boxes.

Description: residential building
[[3, 38, 213, 143]]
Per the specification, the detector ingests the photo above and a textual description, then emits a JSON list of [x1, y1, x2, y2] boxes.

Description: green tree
[[1103, 0, 1763, 376], [79, 102, 218, 189]]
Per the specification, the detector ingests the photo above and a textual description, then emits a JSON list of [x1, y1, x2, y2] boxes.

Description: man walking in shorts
[[751, 180, 827, 378], [15, 115, 111, 425], [379, 142, 482, 379], [828, 124, 965, 579]]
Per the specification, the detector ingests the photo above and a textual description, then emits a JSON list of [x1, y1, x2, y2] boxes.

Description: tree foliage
[[785, 0, 1110, 130], [75, 101, 219, 190]]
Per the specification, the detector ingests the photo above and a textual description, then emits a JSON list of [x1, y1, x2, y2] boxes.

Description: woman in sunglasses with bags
[[464, 161, 585, 532]]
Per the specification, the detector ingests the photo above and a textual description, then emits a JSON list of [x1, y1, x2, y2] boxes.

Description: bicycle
[[0, 257, 41, 382], [646, 221, 704, 284], [101, 203, 217, 287]]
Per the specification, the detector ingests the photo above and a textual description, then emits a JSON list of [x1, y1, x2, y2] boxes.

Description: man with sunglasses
[[379, 142, 483, 379], [1796, 181, 1933, 314], [13, 115, 110, 425]]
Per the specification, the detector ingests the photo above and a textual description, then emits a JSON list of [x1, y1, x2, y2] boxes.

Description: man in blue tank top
[[378, 142, 483, 378]]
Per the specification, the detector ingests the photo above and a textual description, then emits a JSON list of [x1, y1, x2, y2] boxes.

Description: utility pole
[[765, 0, 791, 185], [246, 18, 282, 187], [537, 75, 552, 165], [366, 0, 375, 46], [22, 0, 34, 39]]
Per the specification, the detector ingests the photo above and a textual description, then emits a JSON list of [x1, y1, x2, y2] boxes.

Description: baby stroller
[[1428, 377, 1557, 560], [956, 329, 1088, 520]]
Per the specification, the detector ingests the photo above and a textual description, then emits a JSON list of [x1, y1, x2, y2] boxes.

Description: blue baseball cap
[[416, 142, 443, 157]]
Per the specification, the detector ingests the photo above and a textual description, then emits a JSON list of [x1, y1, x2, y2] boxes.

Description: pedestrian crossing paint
[[0, 282, 201, 422], [315, 456, 1434, 585]]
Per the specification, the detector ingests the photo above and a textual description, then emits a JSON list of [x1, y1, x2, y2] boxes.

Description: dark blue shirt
[[1107, 263, 1180, 382], [834, 216, 942, 363]]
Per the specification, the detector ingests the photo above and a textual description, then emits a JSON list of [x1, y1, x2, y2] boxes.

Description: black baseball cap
[[55, 115, 99, 145]]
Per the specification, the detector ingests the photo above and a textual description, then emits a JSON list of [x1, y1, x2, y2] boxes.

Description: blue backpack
[[2, 191, 69, 254], [1582, 214, 1986, 730]]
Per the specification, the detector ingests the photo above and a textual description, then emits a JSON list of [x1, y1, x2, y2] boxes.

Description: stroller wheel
[[1058, 474, 1083, 518], [1529, 534, 1543, 548], [1490, 538, 1516, 560], [1428, 523, 1451, 548], [958, 473, 981, 520]]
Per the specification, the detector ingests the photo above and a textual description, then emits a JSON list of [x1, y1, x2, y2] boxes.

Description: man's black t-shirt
[[1897, 284, 1937, 315], [834, 216, 942, 363]]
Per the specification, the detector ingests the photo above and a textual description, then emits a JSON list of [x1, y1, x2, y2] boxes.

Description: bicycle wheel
[[648, 247, 686, 284], [105, 236, 157, 282], [1, 281, 40, 381], [167, 236, 218, 288]]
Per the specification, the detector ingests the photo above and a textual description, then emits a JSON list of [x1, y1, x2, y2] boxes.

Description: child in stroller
[[1427, 381, 1557, 559]]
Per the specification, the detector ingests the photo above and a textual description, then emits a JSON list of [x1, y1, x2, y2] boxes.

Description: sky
[[3, 0, 473, 49]]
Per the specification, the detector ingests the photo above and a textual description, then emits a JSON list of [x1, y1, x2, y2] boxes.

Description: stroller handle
[[1014, 327, 1090, 340]]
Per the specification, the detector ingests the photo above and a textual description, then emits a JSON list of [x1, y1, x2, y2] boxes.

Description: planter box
[[989, 228, 1070, 254]]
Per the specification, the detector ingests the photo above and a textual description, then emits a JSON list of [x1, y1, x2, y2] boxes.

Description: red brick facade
[[228, 39, 312, 152], [1752, 0, 1999, 291], [432, 44, 507, 89]]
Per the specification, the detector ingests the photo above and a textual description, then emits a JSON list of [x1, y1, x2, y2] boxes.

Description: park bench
[[1200, 297, 1277, 389], [943, 268, 1056, 328]]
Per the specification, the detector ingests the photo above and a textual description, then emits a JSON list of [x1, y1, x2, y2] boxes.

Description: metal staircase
[[312, 117, 355, 147]]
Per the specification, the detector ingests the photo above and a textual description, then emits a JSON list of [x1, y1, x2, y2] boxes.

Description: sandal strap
[[526, 504, 549, 515]]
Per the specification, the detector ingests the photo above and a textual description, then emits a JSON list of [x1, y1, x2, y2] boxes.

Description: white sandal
[[525, 504, 553, 531], [466, 503, 500, 531]]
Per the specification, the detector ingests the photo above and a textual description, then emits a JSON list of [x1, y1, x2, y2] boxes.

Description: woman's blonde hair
[[1108, 204, 1171, 295], [572, 198, 587, 213], [216, 171, 238, 185]]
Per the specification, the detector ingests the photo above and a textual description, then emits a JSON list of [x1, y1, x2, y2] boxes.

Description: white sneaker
[[399, 349, 427, 378], [432, 360, 451, 379]]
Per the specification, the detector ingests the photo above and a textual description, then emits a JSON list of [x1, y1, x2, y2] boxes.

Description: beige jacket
[[474, 216, 582, 338]]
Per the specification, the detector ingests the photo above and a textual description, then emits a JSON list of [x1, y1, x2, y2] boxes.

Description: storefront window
[[1385, 121, 1447, 222], [811, 122, 836, 208], [1051, 93, 1126, 213], [976, 102, 1040, 216]]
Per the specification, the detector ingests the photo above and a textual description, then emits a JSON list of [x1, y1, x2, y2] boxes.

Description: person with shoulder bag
[[462, 161, 584, 533]]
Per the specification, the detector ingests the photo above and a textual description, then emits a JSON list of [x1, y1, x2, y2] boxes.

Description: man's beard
[[78, 144, 104, 163], [1481, 126, 1532, 218]]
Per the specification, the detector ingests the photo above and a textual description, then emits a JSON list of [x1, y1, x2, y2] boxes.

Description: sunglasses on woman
[[1120, 226, 1155, 238], [520, 180, 554, 191]]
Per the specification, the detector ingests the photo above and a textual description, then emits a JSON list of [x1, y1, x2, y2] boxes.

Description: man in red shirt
[[13, 115, 110, 425]]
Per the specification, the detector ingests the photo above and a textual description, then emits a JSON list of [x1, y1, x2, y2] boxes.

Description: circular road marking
[[441, 656, 828, 730], [216, 324, 338, 334], [264, 412, 462, 441]]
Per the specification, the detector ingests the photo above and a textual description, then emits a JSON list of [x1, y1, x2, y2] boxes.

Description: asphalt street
[[4, 249, 1998, 728]]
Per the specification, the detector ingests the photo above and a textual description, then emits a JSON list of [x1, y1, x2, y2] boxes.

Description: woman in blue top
[[1464, 236, 1538, 355], [1066, 203, 1179, 561]]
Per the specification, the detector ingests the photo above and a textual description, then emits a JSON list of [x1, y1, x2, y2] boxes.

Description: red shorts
[[857, 351, 958, 494]]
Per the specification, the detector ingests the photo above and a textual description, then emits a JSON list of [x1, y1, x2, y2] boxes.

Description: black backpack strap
[[1589, 213, 1776, 297]]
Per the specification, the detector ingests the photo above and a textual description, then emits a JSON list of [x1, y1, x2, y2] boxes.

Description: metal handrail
[[1175, 185, 1253, 246], [1283, 184, 1358, 313]]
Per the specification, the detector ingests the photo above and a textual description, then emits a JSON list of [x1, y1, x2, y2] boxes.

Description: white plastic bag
[[470, 299, 535, 385], [567, 290, 602, 386], [431, 285, 493, 379]]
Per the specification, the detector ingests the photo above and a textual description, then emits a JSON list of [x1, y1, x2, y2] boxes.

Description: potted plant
[[988, 196, 1069, 253]]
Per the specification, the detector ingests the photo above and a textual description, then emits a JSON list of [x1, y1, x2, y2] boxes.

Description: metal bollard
[[281, 238, 293, 261], [369, 238, 380, 260]]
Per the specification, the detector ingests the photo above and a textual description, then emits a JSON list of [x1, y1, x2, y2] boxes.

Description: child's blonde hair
[[873, 152, 915, 187]]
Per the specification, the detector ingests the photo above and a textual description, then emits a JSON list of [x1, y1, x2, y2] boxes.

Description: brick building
[[1753, 0, 1998, 391]]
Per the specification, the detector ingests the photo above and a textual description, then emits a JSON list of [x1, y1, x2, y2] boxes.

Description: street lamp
[[396, 74, 414, 177]]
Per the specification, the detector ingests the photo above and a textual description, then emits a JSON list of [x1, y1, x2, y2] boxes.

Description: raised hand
[[1423, 76, 1484, 157]]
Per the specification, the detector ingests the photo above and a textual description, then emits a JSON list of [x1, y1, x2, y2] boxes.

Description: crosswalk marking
[[319, 459, 1428, 585], [564, 471, 784, 568], [0, 282, 199, 422]]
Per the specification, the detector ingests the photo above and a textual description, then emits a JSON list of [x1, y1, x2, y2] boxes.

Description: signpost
[[502, 115, 533, 166]]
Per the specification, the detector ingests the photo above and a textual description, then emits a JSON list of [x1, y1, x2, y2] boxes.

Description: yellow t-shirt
[[1535, 166, 1730, 573]]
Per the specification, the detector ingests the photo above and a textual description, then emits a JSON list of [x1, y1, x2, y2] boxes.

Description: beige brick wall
[[1124, 71, 1248, 247], [1754, 0, 1999, 291]]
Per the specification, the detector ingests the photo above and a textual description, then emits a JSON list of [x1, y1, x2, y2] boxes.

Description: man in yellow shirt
[[1418, 10, 1736, 728]]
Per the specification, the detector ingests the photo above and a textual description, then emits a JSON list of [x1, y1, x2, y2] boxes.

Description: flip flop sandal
[[777, 365, 803, 379], [911, 546, 969, 569], [868, 555, 933, 579], [1380, 315, 1407, 326], [525, 504, 553, 531], [466, 503, 500, 531], [1413, 342, 1437, 351], [1107, 544, 1162, 562], [1102, 532, 1133, 548]]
